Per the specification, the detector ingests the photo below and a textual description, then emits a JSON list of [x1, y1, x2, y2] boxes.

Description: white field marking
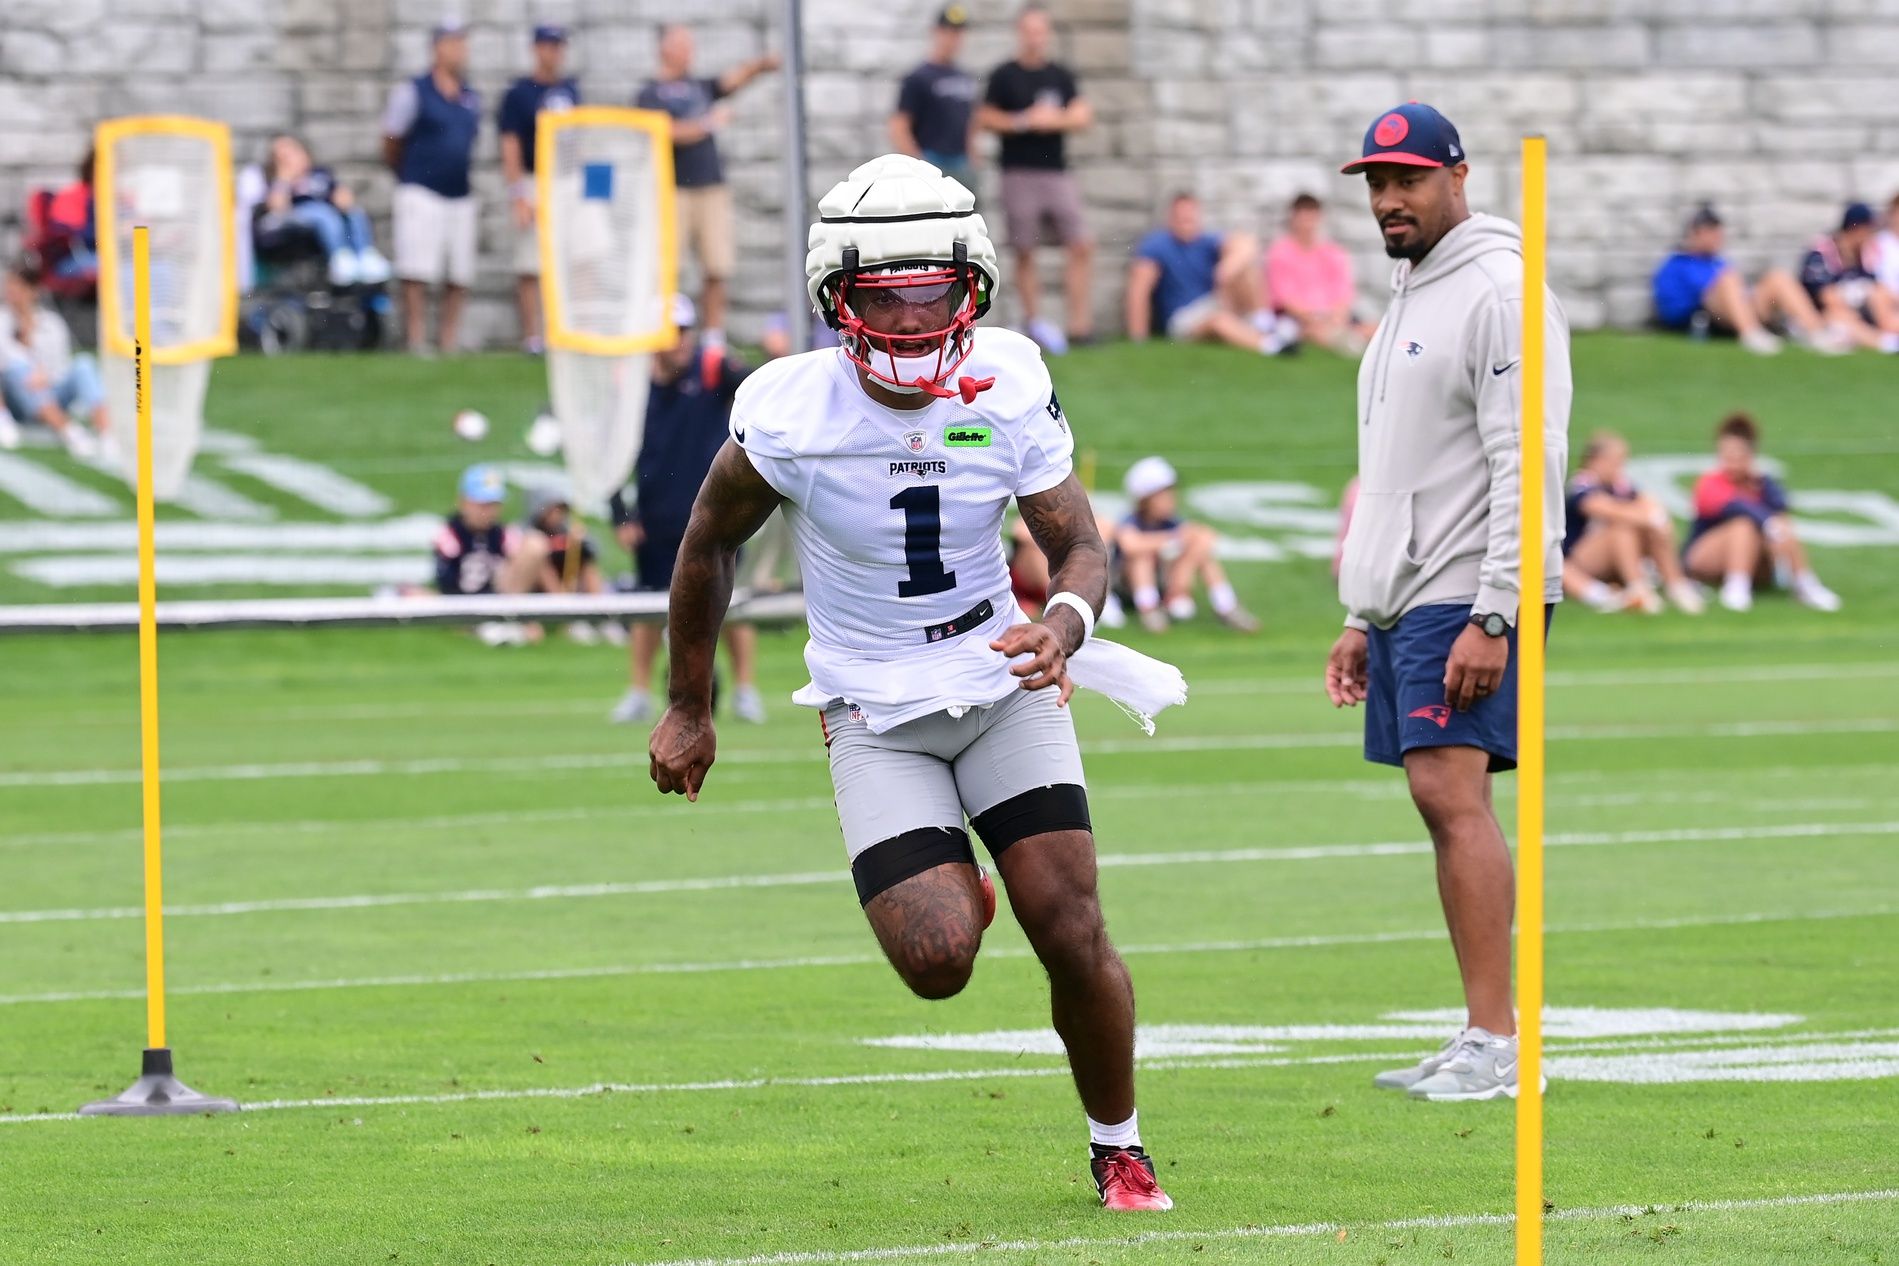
[[1382, 1006, 1806, 1038], [617, 1189, 1899, 1266], [11, 716, 1899, 790], [12, 777, 1886, 851], [2, 907, 1893, 1008], [0, 1049, 1434, 1126], [0, 452, 120, 515], [1553, 1041, 1899, 1084], [217, 452, 394, 517], [168, 473, 276, 522], [5, 821, 1896, 926], [12, 553, 432, 588], [0, 515, 440, 554], [1190, 661, 1899, 696]]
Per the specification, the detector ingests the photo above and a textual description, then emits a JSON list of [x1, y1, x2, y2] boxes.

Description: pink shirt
[[1265, 234, 1356, 315]]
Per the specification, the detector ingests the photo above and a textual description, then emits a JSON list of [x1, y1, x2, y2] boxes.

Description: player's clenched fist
[[991, 621, 1076, 705], [650, 706, 717, 801], [1324, 627, 1369, 708]]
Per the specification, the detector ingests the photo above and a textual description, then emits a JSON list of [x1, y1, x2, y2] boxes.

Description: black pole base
[[78, 1048, 240, 1116]]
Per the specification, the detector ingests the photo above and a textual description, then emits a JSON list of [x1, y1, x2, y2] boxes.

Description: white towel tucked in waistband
[[1067, 638, 1188, 736]]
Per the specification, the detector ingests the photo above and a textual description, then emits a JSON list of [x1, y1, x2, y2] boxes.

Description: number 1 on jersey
[[890, 485, 956, 597]]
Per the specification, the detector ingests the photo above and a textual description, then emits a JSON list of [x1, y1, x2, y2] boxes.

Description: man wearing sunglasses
[[647, 154, 1172, 1212]]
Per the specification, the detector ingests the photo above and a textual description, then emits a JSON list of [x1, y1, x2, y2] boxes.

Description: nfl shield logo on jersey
[[904, 430, 928, 454]]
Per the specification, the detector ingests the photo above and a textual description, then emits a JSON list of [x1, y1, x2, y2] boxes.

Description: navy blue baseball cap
[[1341, 103, 1466, 174], [1842, 201, 1875, 230], [533, 23, 568, 44]]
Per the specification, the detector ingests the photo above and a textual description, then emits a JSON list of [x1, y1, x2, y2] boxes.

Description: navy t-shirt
[[636, 76, 730, 188], [497, 77, 580, 173], [982, 60, 1079, 170], [1134, 229, 1222, 329], [897, 62, 977, 159], [1562, 470, 1637, 556]]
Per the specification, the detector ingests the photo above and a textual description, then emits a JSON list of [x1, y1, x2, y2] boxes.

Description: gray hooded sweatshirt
[[1338, 212, 1570, 631]]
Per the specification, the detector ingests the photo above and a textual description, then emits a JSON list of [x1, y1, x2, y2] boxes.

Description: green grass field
[[1, 337, 1895, 1264]]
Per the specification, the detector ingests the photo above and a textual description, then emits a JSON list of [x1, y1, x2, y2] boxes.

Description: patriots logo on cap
[[1403, 340, 1425, 359], [1374, 113, 1410, 146]]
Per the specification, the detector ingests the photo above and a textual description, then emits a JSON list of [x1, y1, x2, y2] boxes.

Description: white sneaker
[[327, 250, 359, 287], [733, 684, 767, 725], [1629, 585, 1665, 615], [1373, 1032, 1462, 1091], [563, 621, 600, 645], [475, 620, 529, 647], [1026, 319, 1068, 356], [0, 411, 19, 451], [1792, 574, 1842, 612], [60, 424, 99, 460], [1719, 574, 1753, 612], [355, 248, 392, 285], [1580, 581, 1626, 613], [1739, 328, 1783, 356], [609, 689, 654, 724], [1802, 326, 1853, 356], [597, 621, 627, 647], [1407, 1027, 1544, 1102], [1165, 595, 1196, 621], [1665, 579, 1706, 615]]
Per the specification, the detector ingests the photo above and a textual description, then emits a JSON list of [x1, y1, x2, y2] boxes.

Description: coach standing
[[383, 20, 481, 356], [1323, 104, 1570, 1102]]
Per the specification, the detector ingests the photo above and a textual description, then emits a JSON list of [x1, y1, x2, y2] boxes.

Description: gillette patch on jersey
[[943, 425, 993, 448]]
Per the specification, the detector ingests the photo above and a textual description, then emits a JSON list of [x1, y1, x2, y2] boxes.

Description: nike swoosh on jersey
[[733, 423, 746, 442], [1491, 360, 1519, 376]]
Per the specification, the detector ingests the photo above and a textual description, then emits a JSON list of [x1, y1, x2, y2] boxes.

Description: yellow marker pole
[[1514, 136, 1549, 1266], [131, 225, 170, 1053], [79, 225, 236, 1115]]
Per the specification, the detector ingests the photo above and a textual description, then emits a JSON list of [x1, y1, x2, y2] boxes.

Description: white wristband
[[1044, 591, 1095, 647]]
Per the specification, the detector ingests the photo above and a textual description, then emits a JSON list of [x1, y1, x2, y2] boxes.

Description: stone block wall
[[2, 0, 1896, 343]]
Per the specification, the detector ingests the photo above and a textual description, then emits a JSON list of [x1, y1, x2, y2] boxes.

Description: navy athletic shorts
[[1363, 602, 1552, 774]]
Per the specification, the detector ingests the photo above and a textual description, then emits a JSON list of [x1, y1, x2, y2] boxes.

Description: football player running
[[649, 155, 1173, 1212]]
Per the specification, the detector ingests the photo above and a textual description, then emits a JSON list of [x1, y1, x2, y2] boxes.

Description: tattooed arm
[[991, 473, 1110, 698], [649, 441, 784, 800]]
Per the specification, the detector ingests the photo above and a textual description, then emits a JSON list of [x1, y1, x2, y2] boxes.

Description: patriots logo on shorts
[[1403, 340, 1425, 360], [1408, 704, 1453, 728], [904, 430, 928, 454]]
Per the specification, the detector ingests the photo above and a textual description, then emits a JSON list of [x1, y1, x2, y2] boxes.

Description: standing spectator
[[1325, 104, 1571, 1103], [1124, 193, 1285, 355], [978, 5, 1094, 354], [0, 258, 108, 458], [1865, 193, 1899, 301], [1265, 192, 1372, 356], [1799, 202, 1899, 352], [1684, 413, 1840, 613], [498, 24, 580, 355], [258, 134, 390, 288], [1652, 204, 1844, 355], [637, 25, 781, 349], [1116, 456, 1258, 633], [890, 6, 978, 186], [1561, 430, 1703, 615], [383, 20, 481, 356], [608, 295, 765, 726]]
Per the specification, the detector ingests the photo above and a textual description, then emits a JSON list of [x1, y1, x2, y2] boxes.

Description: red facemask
[[832, 264, 993, 402]]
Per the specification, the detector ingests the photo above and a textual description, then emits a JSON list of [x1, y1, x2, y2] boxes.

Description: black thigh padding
[[852, 826, 976, 906], [969, 783, 1092, 856]]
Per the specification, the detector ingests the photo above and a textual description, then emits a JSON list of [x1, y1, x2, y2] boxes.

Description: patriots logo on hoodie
[[1403, 340, 1425, 360]]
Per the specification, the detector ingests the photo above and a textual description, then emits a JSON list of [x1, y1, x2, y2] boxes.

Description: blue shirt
[[394, 73, 481, 198], [1134, 229, 1222, 330], [635, 76, 729, 188], [1652, 252, 1727, 329], [497, 77, 580, 174]]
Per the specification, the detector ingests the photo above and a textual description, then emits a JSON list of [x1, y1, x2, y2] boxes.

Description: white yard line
[[3, 820, 1895, 926], [8, 716, 1899, 790], [1, 906, 1890, 1008], [619, 1189, 1899, 1266], [1191, 661, 1899, 696]]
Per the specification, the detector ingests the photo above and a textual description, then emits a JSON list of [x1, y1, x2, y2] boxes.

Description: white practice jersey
[[731, 329, 1074, 732]]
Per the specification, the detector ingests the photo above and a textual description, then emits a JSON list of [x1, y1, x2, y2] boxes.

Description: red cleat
[[1091, 1148, 1174, 1211], [977, 866, 996, 930]]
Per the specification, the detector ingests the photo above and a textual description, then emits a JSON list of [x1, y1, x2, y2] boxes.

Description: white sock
[[1209, 582, 1239, 615], [1133, 584, 1160, 612], [1166, 595, 1196, 621], [1088, 1110, 1140, 1150], [1582, 579, 1614, 604], [1257, 333, 1283, 356], [1724, 570, 1751, 589]]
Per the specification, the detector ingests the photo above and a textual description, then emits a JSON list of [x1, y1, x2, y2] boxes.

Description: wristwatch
[[1469, 611, 1511, 638]]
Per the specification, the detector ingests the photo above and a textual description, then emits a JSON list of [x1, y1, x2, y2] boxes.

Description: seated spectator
[[1265, 193, 1371, 356], [1683, 414, 1839, 613], [257, 134, 391, 287], [1866, 193, 1899, 301], [1799, 201, 1899, 352], [1116, 455, 1257, 633], [521, 488, 623, 645], [1652, 204, 1845, 355], [1562, 430, 1703, 615], [434, 464, 546, 596], [1007, 511, 1126, 628], [1125, 193, 1288, 355], [0, 257, 109, 459]]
